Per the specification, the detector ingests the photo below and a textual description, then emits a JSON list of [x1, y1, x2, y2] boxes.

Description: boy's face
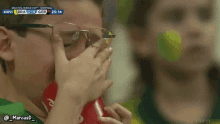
[[6, 0, 102, 98]]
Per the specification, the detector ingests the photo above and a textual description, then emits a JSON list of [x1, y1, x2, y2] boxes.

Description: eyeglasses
[[4, 22, 116, 48]]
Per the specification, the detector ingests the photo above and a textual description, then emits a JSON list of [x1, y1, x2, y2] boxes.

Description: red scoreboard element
[[47, 9, 50, 14]]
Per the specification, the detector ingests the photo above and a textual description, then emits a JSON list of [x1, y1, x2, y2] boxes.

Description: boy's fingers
[[98, 117, 123, 124], [95, 47, 113, 63], [51, 34, 68, 66], [102, 58, 112, 75], [110, 103, 132, 124], [81, 45, 100, 58], [104, 107, 121, 122], [101, 79, 113, 94], [91, 39, 107, 48]]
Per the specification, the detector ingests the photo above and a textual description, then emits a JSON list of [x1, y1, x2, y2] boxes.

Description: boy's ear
[[0, 26, 15, 61], [128, 26, 153, 58]]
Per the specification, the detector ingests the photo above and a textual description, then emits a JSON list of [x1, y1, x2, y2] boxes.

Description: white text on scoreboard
[[16, 9, 47, 14]]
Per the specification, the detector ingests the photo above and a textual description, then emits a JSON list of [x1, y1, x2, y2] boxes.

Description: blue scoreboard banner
[[2, 7, 64, 15]]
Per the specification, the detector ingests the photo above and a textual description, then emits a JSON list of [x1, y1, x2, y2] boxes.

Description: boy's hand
[[98, 103, 132, 124], [51, 34, 113, 105]]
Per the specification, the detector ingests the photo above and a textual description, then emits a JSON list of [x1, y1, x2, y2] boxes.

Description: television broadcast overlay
[[2, 6, 64, 15], [3, 115, 36, 122]]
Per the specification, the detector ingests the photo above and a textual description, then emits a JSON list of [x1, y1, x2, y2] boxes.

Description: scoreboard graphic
[[2, 7, 63, 15]]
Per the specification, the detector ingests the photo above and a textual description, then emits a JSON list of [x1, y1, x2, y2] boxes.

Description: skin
[[0, 0, 101, 119], [0, 0, 132, 123], [130, 0, 216, 123]]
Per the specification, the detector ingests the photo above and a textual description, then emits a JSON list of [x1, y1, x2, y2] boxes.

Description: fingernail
[[108, 47, 112, 50], [53, 34, 61, 41], [53, 34, 58, 38]]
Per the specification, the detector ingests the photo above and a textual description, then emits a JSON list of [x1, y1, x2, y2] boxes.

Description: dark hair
[[127, 0, 157, 87], [127, 0, 157, 29], [127, 0, 220, 91], [0, 0, 104, 74]]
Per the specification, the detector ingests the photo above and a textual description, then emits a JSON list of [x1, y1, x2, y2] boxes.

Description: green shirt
[[121, 79, 220, 124], [0, 98, 44, 124]]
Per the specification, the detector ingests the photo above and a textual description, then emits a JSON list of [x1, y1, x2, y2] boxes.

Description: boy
[[0, 0, 132, 123]]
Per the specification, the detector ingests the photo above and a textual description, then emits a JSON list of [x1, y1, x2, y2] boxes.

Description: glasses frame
[[4, 22, 116, 47]]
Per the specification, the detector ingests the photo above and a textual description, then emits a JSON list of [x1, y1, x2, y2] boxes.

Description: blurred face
[[146, 0, 215, 72], [6, 0, 102, 98]]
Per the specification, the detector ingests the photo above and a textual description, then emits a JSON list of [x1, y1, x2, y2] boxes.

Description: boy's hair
[[0, 0, 104, 74]]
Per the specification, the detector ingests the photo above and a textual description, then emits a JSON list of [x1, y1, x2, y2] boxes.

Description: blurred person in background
[[121, 0, 220, 123]]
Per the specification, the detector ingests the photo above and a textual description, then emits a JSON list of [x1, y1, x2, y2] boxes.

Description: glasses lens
[[53, 23, 81, 45], [88, 28, 113, 48]]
